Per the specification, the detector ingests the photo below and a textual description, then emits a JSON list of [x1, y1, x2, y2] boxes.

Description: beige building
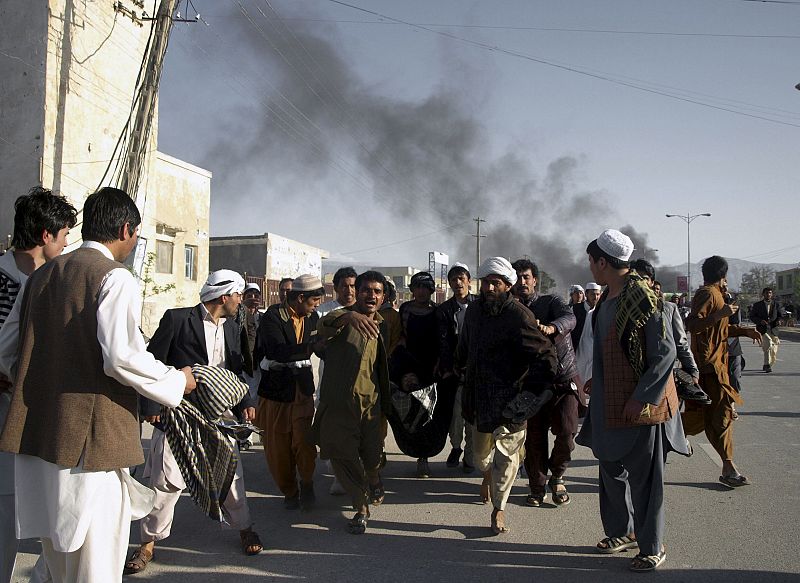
[[0, 0, 211, 335]]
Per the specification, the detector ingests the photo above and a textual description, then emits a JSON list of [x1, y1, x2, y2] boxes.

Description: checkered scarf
[[161, 365, 249, 522], [614, 273, 659, 378]]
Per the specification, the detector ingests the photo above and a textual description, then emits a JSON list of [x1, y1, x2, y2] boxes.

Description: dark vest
[[0, 247, 144, 470]]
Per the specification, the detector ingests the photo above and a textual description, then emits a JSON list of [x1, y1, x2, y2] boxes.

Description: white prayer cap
[[448, 262, 471, 279], [585, 282, 602, 291], [569, 284, 585, 294], [244, 282, 261, 294], [596, 229, 634, 261], [200, 269, 245, 302], [477, 257, 517, 286]]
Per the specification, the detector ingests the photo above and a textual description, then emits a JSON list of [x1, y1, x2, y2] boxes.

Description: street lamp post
[[665, 212, 711, 295]]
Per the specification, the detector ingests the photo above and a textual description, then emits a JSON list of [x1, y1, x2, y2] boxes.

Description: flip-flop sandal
[[596, 535, 638, 554], [630, 548, 666, 572], [719, 474, 751, 488], [124, 547, 155, 574]]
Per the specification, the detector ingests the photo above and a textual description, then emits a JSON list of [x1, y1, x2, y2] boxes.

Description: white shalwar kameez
[[9, 242, 186, 583]]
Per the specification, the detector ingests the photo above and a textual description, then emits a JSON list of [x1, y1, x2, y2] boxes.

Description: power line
[[325, 0, 800, 128], [201, 15, 800, 39]]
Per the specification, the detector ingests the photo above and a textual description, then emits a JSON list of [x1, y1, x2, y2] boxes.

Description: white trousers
[[139, 429, 251, 542], [472, 426, 526, 510], [39, 470, 131, 583], [762, 331, 780, 366]]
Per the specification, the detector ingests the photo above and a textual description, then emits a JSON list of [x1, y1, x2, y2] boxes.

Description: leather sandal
[[525, 488, 546, 507], [347, 510, 369, 535], [490, 507, 509, 535], [240, 528, 263, 555], [124, 547, 154, 574], [369, 480, 385, 506], [548, 477, 571, 506], [596, 535, 638, 554]]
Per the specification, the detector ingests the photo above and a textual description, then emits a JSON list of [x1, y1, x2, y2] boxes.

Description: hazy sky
[[157, 0, 800, 286]]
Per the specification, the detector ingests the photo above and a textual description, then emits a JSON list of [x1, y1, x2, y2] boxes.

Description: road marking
[[699, 443, 723, 468]]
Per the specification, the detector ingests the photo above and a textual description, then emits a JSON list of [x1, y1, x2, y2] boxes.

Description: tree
[[739, 265, 775, 297]]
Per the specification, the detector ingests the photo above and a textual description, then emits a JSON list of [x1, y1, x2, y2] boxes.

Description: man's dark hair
[[286, 287, 325, 302], [11, 187, 78, 249], [355, 270, 386, 293], [586, 239, 629, 270], [630, 258, 656, 282], [701, 255, 728, 284], [81, 187, 141, 242], [447, 265, 470, 281], [654, 280, 662, 288], [333, 266, 357, 287], [511, 258, 539, 278], [383, 278, 397, 304], [762, 287, 773, 295]]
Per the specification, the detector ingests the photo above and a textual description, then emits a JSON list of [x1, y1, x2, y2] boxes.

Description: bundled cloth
[[390, 381, 437, 433], [161, 365, 249, 522]]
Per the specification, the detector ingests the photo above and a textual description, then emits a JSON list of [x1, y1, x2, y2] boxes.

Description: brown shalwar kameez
[[311, 309, 390, 510], [682, 283, 752, 462]]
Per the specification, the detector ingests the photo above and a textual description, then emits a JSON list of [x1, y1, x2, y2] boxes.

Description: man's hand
[[747, 328, 763, 345], [340, 311, 380, 339], [243, 407, 256, 422], [623, 397, 647, 424], [0, 373, 11, 394], [182, 366, 197, 394], [144, 415, 161, 424], [692, 376, 700, 386], [583, 378, 592, 395], [718, 303, 739, 319], [538, 324, 557, 336]]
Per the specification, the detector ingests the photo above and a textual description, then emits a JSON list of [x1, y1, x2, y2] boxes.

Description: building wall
[[0, 1, 212, 336], [210, 241, 267, 276], [139, 152, 211, 336], [776, 268, 799, 298], [210, 234, 328, 281], [0, 0, 53, 244]]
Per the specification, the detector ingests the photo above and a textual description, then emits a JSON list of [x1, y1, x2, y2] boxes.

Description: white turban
[[200, 269, 245, 302], [477, 257, 517, 286]]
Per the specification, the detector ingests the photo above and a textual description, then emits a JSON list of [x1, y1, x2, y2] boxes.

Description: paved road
[[12, 337, 800, 582]]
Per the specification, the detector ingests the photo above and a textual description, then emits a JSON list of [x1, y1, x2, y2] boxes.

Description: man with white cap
[[576, 229, 687, 572], [455, 257, 557, 535], [585, 282, 602, 310], [437, 262, 477, 472], [127, 269, 262, 574], [254, 274, 325, 512]]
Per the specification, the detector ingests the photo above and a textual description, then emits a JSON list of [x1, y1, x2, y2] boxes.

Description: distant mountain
[[660, 259, 796, 293]]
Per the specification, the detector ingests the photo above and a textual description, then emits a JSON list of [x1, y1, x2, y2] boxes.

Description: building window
[[184, 245, 198, 280], [393, 276, 405, 290], [156, 240, 173, 274], [778, 275, 784, 290], [788, 274, 794, 288]]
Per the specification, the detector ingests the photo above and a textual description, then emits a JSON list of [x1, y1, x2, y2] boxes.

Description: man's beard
[[481, 291, 509, 315]]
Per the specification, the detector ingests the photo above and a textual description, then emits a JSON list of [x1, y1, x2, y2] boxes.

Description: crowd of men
[[0, 185, 785, 581]]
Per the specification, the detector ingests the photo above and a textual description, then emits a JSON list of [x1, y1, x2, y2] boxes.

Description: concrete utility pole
[[473, 217, 486, 273], [119, 0, 178, 197]]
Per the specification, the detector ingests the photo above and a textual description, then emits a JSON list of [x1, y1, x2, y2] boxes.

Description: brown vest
[[602, 321, 679, 429], [0, 247, 144, 470]]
